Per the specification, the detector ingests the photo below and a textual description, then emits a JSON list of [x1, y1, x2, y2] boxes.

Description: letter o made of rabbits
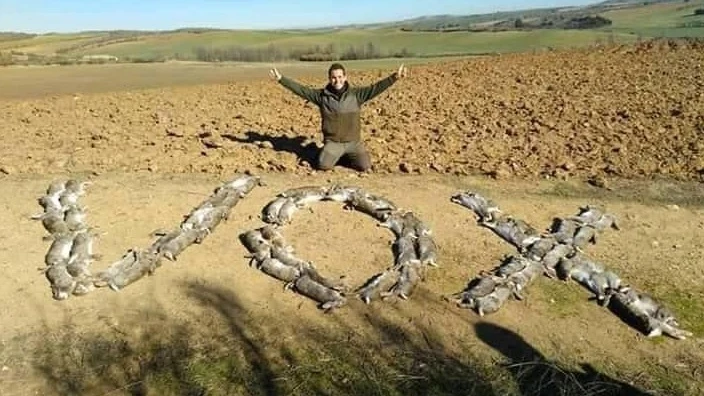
[[239, 185, 438, 312]]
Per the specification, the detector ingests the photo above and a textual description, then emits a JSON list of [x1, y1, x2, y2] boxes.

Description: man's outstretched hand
[[396, 64, 407, 79], [270, 68, 282, 81]]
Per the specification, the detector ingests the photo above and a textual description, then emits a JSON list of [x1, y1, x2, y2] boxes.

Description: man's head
[[328, 63, 347, 91]]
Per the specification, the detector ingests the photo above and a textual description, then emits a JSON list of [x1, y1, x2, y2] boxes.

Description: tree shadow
[[474, 322, 653, 396], [27, 282, 496, 395], [25, 283, 661, 395], [231, 130, 319, 169], [30, 310, 208, 396], [184, 282, 497, 396], [184, 283, 280, 396]]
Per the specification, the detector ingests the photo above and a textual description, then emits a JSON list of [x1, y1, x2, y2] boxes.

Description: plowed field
[[0, 40, 703, 395]]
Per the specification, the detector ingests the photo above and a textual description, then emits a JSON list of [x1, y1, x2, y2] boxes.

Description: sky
[[0, 0, 598, 34]]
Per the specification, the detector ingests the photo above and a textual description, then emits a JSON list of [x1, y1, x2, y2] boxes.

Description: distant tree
[[565, 15, 612, 29], [391, 47, 413, 58], [365, 42, 378, 58], [0, 51, 12, 66], [514, 18, 525, 28], [341, 45, 359, 60]]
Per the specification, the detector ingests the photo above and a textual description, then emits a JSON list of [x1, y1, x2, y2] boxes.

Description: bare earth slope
[[0, 40, 703, 395], [0, 173, 703, 395], [0, 40, 702, 181]]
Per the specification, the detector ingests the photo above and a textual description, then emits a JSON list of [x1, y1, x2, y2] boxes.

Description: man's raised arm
[[270, 68, 322, 105], [355, 64, 407, 104]]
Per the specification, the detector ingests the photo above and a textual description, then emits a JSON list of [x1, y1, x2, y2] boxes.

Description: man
[[270, 63, 406, 172]]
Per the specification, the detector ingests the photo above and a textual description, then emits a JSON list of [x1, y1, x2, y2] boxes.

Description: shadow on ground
[[27, 283, 656, 395], [232, 130, 373, 172], [232, 130, 319, 169], [475, 322, 653, 396]]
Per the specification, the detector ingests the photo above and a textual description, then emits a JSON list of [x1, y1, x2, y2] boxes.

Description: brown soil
[[0, 40, 702, 181], [0, 40, 703, 395]]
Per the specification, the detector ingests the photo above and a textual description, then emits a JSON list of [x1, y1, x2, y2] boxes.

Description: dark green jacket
[[279, 73, 398, 143]]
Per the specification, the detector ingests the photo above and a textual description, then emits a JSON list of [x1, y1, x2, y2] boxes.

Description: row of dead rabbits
[[33, 175, 263, 300], [449, 192, 692, 340], [34, 177, 440, 312], [33, 176, 692, 340], [240, 184, 439, 312]]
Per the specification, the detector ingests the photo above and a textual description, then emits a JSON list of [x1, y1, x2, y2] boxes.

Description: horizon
[[1, 0, 599, 34]]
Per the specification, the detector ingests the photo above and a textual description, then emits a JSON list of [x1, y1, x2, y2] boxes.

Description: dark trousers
[[318, 141, 371, 171]]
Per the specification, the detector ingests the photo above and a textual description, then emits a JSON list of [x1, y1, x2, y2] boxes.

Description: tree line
[[191, 42, 414, 62]]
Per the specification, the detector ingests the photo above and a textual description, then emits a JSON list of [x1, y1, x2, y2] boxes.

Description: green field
[[602, 0, 704, 37], [0, 0, 702, 63], [69, 29, 637, 60]]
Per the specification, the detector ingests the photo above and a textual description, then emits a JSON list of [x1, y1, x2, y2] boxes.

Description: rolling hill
[[0, 0, 702, 65]]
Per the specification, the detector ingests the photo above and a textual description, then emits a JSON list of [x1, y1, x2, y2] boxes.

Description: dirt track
[[1, 40, 704, 395], [1, 40, 702, 181], [1, 172, 703, 395]]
